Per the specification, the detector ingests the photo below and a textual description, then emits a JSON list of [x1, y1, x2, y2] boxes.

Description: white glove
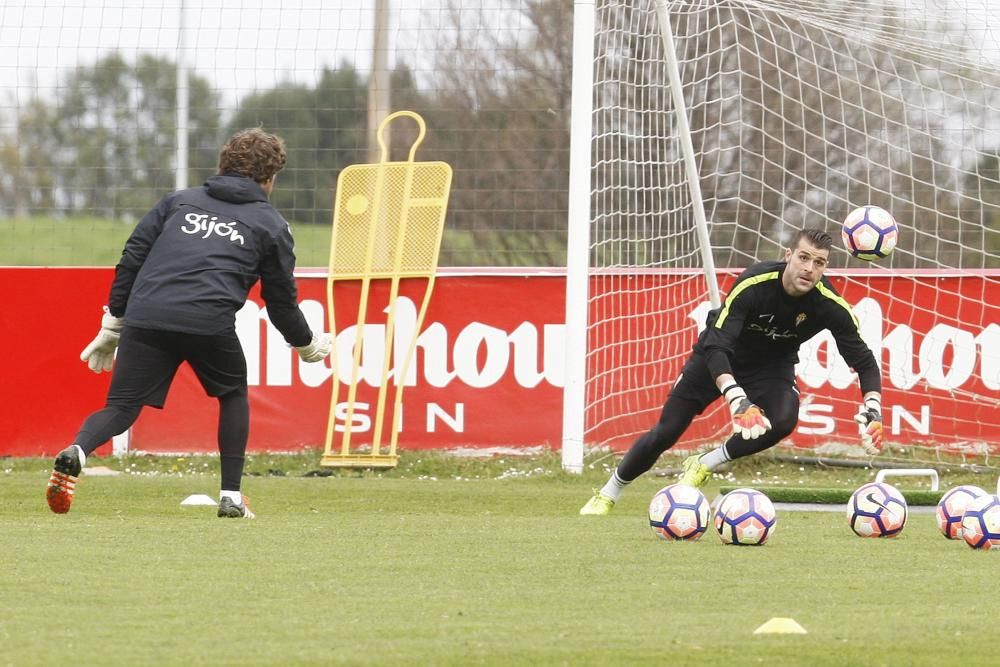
[[722, 384, 772, 440], [80, 307, 124, 373], [296, 332, 332, 363], [854, 397, 883, 455]]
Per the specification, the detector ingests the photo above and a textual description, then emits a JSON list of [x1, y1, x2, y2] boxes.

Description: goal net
[[566, 0, 1000, 468]]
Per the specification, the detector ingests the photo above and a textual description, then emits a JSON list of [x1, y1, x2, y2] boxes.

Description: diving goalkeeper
[[580, 229, 883, 515], [46, 128, 332, 519]]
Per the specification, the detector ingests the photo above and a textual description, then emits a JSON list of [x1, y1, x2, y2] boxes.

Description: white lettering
[[334, 323, 387, 386], [853, 297, 884, 365], [453, 324, 509, 387], [794, 401, 939, 438], [334, 401, 371, 433], [921, 324, 976, 390], [236, 295, 990, 397], [892, 404, 930, 436], [883, 325, 921, 390], [417, 322, 457, 387], [796, 330, 855, 390], [510, 323, 545, 388], [180, 212, 244, 245], [978, 324, 1000, 390], [292, 298, 565, 390], [790, 296, 990, 394], [427, 403, 464, 433], [391, 296, 419, 386], [797, 401, 835, 435]]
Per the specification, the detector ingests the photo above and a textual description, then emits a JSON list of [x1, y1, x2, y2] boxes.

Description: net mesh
[[585, 0, 1000, 465]]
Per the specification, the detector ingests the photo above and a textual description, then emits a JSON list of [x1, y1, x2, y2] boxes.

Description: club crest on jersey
[[796, 313, 807, 327], [181, 212, 245, 246]]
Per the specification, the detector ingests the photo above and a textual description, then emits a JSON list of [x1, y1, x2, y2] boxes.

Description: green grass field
[[0, 217, 565, 267], [0, 217, 334, 267], [3, 451, 998, 666]]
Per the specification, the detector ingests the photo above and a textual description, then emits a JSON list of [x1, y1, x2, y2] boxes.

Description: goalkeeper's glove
[[854, 397, 883, 455], [80, 307, 124, 373], [722, 384, 772, 440], [296, 332, 333, 363]]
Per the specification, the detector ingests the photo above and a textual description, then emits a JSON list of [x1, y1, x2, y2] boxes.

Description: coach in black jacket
[[46, 128, 330, 519]]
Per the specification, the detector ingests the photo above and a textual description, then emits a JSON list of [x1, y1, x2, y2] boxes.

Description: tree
[[225, 63, 371, 225], [0, 96, 59, 216], [24, 52, 221, 220], [420, 0, 574, 266]]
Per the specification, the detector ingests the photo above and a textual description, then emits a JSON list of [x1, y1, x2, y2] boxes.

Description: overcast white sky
[[1, 0, 997, 109], [0, 0, 453, 104]]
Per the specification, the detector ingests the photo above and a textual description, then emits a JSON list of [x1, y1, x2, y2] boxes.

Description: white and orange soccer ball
[[842, 205, 899, 261], [648, 484, 710, 541], [960, 494, 1000, 551], [714, 488, 777, 546], [936, 485, 989, 540], [848, 482, 908, 538]]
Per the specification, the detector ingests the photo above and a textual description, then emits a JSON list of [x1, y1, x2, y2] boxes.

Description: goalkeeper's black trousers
[[71, 326, 251, 492], [615, 352, 801, 483]]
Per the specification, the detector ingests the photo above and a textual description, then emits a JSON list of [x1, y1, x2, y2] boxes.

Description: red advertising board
[[1, 267, 997, 457], [584, 270, 1000, 452]]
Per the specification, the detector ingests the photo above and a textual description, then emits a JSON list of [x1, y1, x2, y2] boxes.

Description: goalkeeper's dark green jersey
[[693, 260, 881, 394]]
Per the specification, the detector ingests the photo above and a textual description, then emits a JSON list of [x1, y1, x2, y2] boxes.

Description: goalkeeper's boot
[[46, 445, 84, 514], [579, 492, 615, 516], [218, 495, 256, 519], [679, 455, 712, 488]]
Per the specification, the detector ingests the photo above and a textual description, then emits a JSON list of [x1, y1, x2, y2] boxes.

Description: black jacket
[[693, 260, 881, 394], [107, 173, 313, 346]]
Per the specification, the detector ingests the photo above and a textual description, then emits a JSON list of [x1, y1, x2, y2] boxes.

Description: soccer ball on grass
[[936, 485, 989, 540], [960, 494, 1000, 551], [842, 205, 899, 261], [848, 482, 907, 538], [648, 484, 710, 541], [713, 488, 777, 546]]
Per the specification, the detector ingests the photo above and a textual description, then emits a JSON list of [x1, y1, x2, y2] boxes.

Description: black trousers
[[616, 353, 800, 482], [73, 326, 250, 491]]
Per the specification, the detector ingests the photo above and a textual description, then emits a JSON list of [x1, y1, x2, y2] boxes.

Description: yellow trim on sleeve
[[815, 281, 860, 329], [714, 271, 781, 328]]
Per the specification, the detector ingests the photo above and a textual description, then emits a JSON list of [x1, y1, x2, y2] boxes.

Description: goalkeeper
[[46, 128, 332, 519], [581, 229, 882, 515]]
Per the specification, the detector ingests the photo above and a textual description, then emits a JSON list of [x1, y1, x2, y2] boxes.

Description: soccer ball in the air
[[848, 482, 908, 538], [648, 484, 710, 541], [841, 205, 899, 261], [936, 485, 989, 540], [714, 488, 777, 546], [960, 494, 1000, 550]]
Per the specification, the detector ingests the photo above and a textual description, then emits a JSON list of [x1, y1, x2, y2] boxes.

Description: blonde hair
[[218, 128, 287, 183]]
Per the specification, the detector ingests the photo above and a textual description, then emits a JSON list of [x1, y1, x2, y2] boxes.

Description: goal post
[[563, 0, 1000, 471], [562, 0, 597, 474], [653, 0, 721, 311]]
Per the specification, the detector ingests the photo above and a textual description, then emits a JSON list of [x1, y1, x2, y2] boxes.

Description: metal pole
[[560, 0, 596, 474], [175, 0, 189, 191], [368, 0, 392, 163], [654, 0, 720, 307]]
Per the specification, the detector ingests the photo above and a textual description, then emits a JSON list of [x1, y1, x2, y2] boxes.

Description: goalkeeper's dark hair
[[218, 128, 287, 184], [790, 228, 833, 252]]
